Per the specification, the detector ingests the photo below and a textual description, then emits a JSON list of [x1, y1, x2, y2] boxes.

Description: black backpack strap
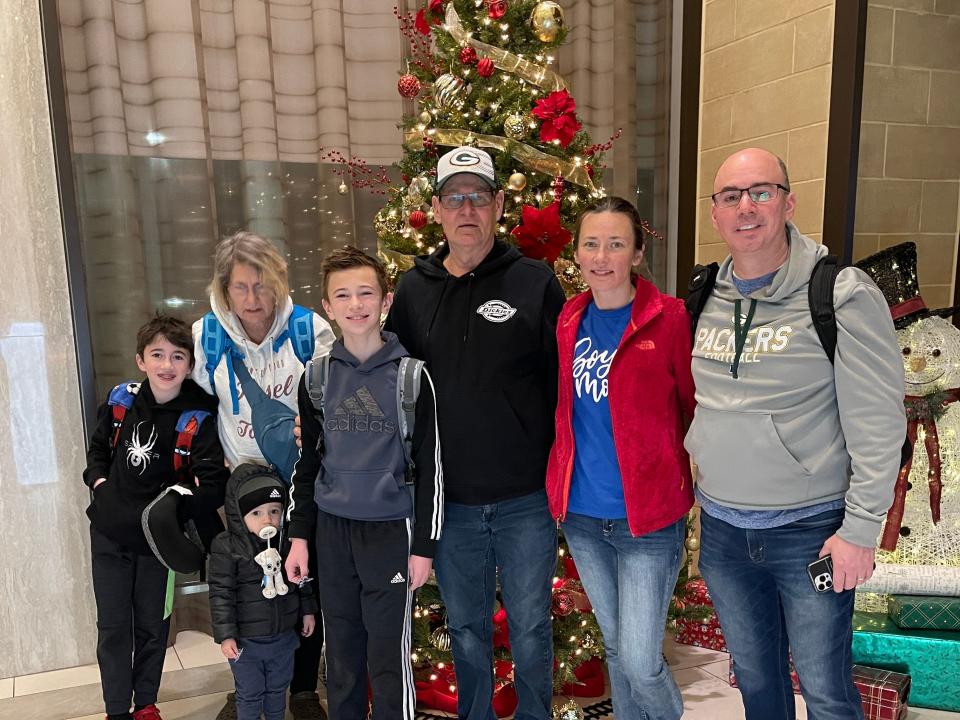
[[808, 255, 840, 364], [685, 262, 720, 336]]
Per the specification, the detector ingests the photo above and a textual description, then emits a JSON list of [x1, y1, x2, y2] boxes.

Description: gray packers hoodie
[[684, 224, 906, 547]]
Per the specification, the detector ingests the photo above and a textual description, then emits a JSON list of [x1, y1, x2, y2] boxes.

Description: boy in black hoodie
[[84, 315, 229, 720], [208, 464, 317, 720]]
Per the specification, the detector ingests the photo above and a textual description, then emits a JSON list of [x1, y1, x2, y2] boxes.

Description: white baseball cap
[[435, 146, 497, 193]]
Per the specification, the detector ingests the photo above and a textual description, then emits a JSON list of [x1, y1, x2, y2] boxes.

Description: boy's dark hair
[[136, 313, 194, 363], [321, 246, 389, 300]]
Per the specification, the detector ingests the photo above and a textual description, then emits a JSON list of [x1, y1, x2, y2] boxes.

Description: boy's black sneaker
[[290, 691, 327, 720]]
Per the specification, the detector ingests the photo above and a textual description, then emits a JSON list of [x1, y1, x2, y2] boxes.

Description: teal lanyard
[[730, 298, 757, 379]]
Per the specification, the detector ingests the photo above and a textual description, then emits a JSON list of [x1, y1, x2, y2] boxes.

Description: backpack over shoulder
[[200, 305, 315, 414]]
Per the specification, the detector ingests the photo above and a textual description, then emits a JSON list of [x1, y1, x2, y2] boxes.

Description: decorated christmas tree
[[372, 0, 619, 293]]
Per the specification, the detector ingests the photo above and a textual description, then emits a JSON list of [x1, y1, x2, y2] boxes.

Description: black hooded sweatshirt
[[208, 464, 317, 643], [84, 378, 228, 555], [384, 240, 565, 505]]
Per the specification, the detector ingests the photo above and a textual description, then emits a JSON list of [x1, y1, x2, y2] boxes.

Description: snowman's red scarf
[[880, 388, 960, 551]]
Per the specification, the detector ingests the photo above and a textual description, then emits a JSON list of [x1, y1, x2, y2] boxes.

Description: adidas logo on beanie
[[238, 472, 288, 517]]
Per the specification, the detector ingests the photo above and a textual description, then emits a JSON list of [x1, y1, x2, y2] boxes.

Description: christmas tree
[[373, 0, 618, 293]]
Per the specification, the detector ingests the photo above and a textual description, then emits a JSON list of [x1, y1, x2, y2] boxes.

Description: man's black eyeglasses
[[711, 183, 789, 209]]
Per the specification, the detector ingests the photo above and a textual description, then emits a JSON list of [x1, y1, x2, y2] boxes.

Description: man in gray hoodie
[[685, 148, 906, 720]]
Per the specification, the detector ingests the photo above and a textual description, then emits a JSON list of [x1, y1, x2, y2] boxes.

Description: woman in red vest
[[546, 196, 695, 720]]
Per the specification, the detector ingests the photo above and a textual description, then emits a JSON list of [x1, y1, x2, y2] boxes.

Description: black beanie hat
[[238, 472, 287, 517]]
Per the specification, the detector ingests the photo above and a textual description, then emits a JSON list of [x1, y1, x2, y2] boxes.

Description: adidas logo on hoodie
[[325, 385, 396, 434]]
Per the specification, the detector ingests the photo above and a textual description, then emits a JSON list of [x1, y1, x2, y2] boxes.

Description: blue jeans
[[229, 631, 299, 720], [434, 490, 556, 720], [562, 514, 684, 720], [699, 508, 864, 720]]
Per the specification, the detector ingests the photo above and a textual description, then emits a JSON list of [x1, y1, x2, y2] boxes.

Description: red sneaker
[[132, 705, 162, 720]]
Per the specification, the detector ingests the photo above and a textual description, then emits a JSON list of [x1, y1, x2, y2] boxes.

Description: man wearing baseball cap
[[386, 146, 566, 720]]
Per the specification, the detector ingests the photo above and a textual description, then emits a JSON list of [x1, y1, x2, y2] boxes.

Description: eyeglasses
[[711, 183, 790, 209], [438, 190, 494, 210]]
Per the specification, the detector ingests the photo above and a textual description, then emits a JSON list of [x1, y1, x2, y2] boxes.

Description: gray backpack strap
[[305, 354, 331, 416], [396, 357, 424, 525]]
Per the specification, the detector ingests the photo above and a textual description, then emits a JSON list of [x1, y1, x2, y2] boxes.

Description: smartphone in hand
[[807, 555, 834, 593]]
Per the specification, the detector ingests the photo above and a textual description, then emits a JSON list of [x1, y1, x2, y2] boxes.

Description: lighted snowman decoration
[[856, 242, 960, 572]]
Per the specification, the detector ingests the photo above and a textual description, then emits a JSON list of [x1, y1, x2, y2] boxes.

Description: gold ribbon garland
[[406, 129, 598, 192], [378, 244, 417, 272], [443, 5, 568, 92]]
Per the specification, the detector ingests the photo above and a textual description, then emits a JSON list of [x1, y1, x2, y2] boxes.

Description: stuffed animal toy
[[254, 525, 289, 599]]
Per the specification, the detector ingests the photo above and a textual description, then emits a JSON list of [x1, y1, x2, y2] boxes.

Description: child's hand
[[408, 555, 433, 590], [285, 539, 310, 583], [301, 614, 316, 637], [220, 638, 239, 660]]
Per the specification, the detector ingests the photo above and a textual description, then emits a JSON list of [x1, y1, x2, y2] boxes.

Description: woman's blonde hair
[[209, 231, 290, 311]]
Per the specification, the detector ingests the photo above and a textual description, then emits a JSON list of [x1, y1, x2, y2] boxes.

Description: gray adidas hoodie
[[684, 224, 906, 547]]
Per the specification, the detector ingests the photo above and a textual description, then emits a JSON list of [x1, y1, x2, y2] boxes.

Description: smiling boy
[[286, 246, 443, 720]]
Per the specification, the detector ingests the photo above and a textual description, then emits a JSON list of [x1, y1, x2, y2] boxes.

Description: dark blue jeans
[[699, 508, 864, 720], [229, 631, 300, 720], [434, 490, 556, 720], [562, 514, 684, 720]]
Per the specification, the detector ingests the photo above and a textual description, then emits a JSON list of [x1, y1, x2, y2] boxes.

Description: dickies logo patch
[[476, 300, 517, 323]]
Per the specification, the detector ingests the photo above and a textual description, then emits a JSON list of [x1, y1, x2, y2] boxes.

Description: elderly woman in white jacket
[[192, 230, 334, 720]]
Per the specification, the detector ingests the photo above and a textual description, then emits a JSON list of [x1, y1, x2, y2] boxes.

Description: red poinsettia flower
[[531, 89, 582, 147], [428, 0, 445, 14], [414, 7, 441, 34], [511, 202, 572, 264]]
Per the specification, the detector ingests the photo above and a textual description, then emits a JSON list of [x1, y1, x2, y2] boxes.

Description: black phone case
[[807, 555, 834, 593]]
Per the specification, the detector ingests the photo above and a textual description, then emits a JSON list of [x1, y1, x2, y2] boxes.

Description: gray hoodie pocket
[[317, 467, 410, 520], [685, 406, 811, 506]]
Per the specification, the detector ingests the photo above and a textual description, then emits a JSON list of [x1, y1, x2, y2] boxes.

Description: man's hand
[[92, 478, 106, 489], [408, 555, 433, 590], [220, 638, 239, 660], [819, 533, 875, 592], [294, 414, 302, 448], [301, 614, 316, 637], [285, 538, 310, 583]]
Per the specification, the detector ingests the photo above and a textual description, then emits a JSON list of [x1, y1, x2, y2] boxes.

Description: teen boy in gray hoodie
[[685, 148, 906, 720], [286, 247, 443, 720]]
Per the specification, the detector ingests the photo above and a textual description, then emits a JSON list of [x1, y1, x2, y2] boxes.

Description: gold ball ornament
[[552, 699, 585, 720], [337, 181, 349, 195], [503, 113, 529, 140], [530, 1, 565, 43], [433, 73, 468, 111], [685, 535, 701, 552], [507, 172, 527, 192], [418, 110, 432, 125], [430, 625, 452, 652]]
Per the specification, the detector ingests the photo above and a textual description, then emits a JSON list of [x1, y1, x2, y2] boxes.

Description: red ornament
[[486, 0, 508, 19], [398, 73, 421, 98], [477, 58, 495, 78], [459, 46, 478, 65], [532, 89, 582, 148], [512, 202, 572, 264], [409, 210, 428, 229]]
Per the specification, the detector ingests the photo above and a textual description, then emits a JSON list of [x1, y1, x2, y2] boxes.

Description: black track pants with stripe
[[315, 509, 414, 720]]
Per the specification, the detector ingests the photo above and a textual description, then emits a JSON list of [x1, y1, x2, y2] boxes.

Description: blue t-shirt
[[567, 300, 632, 519]]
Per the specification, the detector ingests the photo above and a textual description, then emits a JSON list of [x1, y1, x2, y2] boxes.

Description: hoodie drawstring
[[463, 272, 475, 342]]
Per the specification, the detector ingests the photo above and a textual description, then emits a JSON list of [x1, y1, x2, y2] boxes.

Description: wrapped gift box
[[852, 611, 960, 711], [729, 656, 800, 694], [675, 612, 727, 652], [852, 665, 910, 720], [887, 594, 960, 631]]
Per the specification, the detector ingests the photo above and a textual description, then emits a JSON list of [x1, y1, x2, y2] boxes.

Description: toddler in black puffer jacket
[[208, 463, 317, 720]]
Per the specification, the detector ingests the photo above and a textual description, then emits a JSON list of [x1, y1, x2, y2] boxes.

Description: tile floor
[[0, 633, 955, 719]]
